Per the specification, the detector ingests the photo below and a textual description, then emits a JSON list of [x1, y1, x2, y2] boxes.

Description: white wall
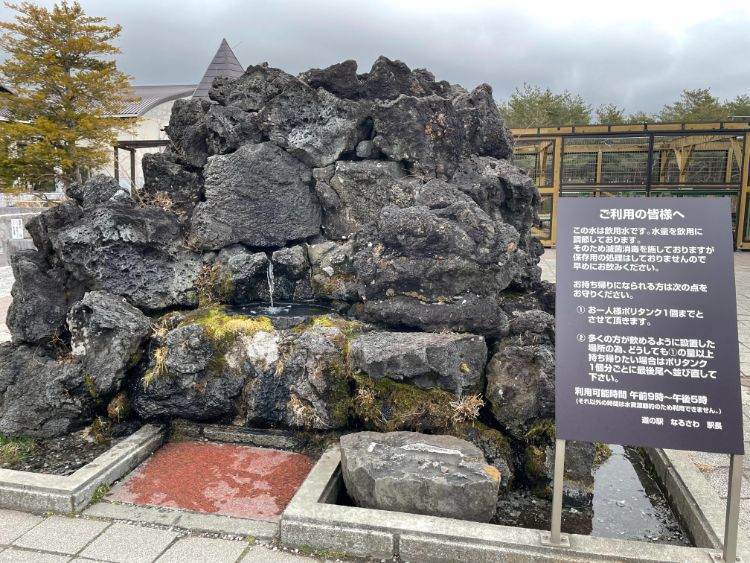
[[100, 97, 189, 189]]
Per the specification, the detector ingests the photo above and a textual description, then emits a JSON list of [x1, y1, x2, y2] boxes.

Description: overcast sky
[[2, 0, 749, 113]]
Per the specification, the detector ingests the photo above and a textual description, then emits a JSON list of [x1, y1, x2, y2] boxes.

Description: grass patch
[[0, 435, 36, 465], [91, 483, 111, 504], [107, 392, 131, 422], [195, 263, 233, 307], [594, 442, 613, 466], [524, 419, 555, 445]]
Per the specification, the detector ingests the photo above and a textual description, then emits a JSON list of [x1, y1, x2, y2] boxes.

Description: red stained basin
[[106, 441, 314, 520]]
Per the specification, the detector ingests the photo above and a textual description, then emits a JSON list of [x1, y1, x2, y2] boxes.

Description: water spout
[[266, 259, 275, 308]]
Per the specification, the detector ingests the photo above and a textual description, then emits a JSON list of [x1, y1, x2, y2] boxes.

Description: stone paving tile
[[0, 547, 70, 562], [0, 509, 43, 544], [13, 516, 109, 556], [156, 536, 248, 563], [241, 545, 312, 562], [79, 523, 178, 563], [701, 466, 750, 499]]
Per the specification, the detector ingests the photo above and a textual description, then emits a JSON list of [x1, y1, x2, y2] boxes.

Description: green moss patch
[[351, 373, 459, 433]]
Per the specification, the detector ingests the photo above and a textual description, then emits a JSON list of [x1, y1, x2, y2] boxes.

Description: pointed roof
[[192, 39, 244, 99]]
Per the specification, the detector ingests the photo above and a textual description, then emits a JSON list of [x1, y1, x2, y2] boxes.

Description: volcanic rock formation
[[1, 56, 592, 510]]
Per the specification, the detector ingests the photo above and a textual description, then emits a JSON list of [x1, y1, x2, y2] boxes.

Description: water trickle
[[266, 259, 275, 309]]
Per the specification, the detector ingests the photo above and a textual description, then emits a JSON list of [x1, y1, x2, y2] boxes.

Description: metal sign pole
[[542, 438, 569, 547], [721, 453, 744, 562]]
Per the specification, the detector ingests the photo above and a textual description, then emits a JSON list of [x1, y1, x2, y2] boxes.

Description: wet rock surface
[[340, 431, 500, 522]]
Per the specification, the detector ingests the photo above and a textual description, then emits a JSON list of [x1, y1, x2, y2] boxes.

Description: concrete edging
[[0, 424, 164, 514], [281, 445, 749, 562], [645, 447, 730, 549]]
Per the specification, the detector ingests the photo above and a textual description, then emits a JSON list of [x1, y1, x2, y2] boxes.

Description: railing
[[510, 122, 750, 249]]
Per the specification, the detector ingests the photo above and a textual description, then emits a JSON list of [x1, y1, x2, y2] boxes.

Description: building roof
[[116, 84, 197, 117], [192, 39, 244, 98], [0, 84, 13, 121]]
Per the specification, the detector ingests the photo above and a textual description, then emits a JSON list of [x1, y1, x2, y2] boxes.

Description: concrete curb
[[646, 447, 750, 549], [0, 424, 164, 514], [281, 445, 750, 562]]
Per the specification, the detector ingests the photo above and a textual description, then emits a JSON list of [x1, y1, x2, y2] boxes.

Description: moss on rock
[[351, 372, 460, 433]]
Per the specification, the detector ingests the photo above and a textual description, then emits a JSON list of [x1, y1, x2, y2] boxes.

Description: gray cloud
[[1, 1, 748, 113]]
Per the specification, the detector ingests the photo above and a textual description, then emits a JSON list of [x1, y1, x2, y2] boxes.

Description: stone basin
[[229, 302, 333, 329]]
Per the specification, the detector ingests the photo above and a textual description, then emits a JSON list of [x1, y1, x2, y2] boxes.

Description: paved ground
[[107, 442, 313, 520], [0, 509, 319, 562]]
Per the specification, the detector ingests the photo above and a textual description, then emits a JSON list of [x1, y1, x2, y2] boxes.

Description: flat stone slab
[[12, 515, 108, 555], [157, 536, 248, 563], [107, 441, 313, 520], [0, 509, 42, 544], [78, 522, 178, 563]]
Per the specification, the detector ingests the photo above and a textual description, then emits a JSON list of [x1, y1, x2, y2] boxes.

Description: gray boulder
[[485, 310, 556, 439], [132, 323, 246, 421], [307, 240, 360, 304], [259, 80, 363, 168], [66, 175, 121, 208], [349, 331, 487, 395], [301, 57, 453, 101], [314, 160, 417, 240], [205, 104, 263, 155], [452, 156, 539, 237], [453, 84, 513, 160], [26, 200, 83, 257], [7, 250, 71, 343], [218, 63, 300, 112], [0, 343, 91, 438], [133, 310, 353, 429], [212, 245, 269, 305], [215, 62, 364, 167], [349, 179, 528, 334], [141, 152, 203, 221], [299, 59, 361, 99], [49, 202, 202, 310], [67, 291, 151, 396], [190, 142, 321, 249], [242, 324, 350, 430], [270, 245, 313, 302], [340, 431, 500, 522], [357, 295, 510, 337], [352, 190, 522, 303], [372, 94, 464, 178], [164, 98, 211, 168]]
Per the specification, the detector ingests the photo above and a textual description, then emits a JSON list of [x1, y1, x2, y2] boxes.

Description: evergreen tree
[[0, 1, 133, 191], [595, 103, 626, 124], [658, 88, 725, 122], [499, 84, 591, 128]]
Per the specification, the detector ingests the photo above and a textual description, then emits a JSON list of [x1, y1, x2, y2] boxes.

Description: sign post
[[552, 198, 745, 557]]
